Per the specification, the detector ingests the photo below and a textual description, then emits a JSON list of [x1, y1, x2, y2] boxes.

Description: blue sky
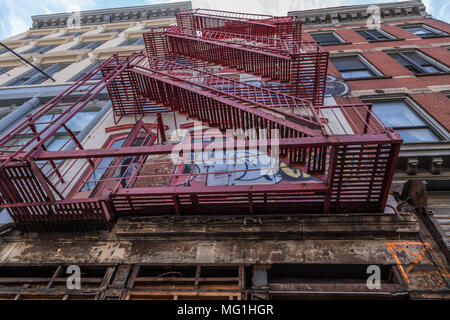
[[0, 0, 449, 40]]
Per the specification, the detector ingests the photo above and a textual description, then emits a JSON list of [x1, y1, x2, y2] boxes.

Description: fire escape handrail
[[132, 55, 323, 132]]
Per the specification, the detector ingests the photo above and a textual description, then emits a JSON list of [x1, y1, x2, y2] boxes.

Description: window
[[371, 101, 440, 143], [21, 34, 44, 40], [22, 44, 55, 54], [119, 38, 145, 46], [5, 63, 69, 87], [81, 137, 126, 192], [310, 32, 344, 45], [12, 109, 100, 153], [103, 28, 126, 34], [0, 48, 7, 54], [330, 56, 380, 79], [0, 66, 11, 76], [70, 62, 103, 82], [389, 51, 448, 74], [79, 134, 153, 192], [0, 209, 12, 225], [356, 29, 395, 41], [119, 39, 133, 46], [402, 24, 448, 38], [66, 31, 83, 37], [70, 41, 104, 50], [134, 38, 144, 45]]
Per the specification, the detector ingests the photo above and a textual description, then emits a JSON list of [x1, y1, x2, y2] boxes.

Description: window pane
[[46, 136, 69, 151], [372, 101, 425, 127], [0, 209, 13, 224], [404, 26, 436, 36], [396, 128, 439, 143], [66, 111, 98, 131], [402, 52, 429, 65], [404, 27, 428, 34], [134, 38, 144, 45], [390, 52, 444, 74], [357, 29, 389, 41], [71, 62, 102, 81], [35, 114, 58, 132], [341, 70, 373, 79], [7, 137, 32, 151], [120, 39, 132, 46], [82, 157, 113, 191], [311, 33, 341, 45], [367, 29, 389, 40], [423, 65, 440, 73], [81, 138, 126, 191], [331, 57, 366, 70], [111, 138, 126, 148]]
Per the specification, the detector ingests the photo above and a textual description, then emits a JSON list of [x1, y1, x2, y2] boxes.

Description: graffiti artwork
[[386, 242, 450, 290], [173, 148, 323, 188]]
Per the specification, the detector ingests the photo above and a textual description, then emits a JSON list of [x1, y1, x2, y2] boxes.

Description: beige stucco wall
[[0, 18, 174, 88]]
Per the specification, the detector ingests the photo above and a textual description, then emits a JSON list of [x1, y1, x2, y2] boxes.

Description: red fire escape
[[0, 9, 402, 232]]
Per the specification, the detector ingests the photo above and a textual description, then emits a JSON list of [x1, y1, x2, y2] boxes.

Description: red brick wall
[[303, 17, 450, 131]]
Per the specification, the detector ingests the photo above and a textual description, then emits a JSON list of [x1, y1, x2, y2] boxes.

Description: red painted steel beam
[[131, 55, 322, 129], [176, 9, 301, 41], [1, 54, 146, 165], [36, 134, 400, 161], [129, 67, 320, 138], [168, 27, 293, 57], [0, 55, 118, 150], [116, 183, 329, 197]]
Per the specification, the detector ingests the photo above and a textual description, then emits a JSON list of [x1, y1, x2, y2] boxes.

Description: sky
[[0, 0, 449, 40]]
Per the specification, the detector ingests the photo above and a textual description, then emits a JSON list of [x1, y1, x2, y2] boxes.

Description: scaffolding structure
[[0, 10, 402, 232]]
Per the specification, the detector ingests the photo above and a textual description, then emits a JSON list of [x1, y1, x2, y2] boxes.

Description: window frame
[[400, 23, 448, 38], [22, 44, 55, 55], [102, 28, 126, 34], [387, 50, 450, 75], [0, 66, 12, 76], [4, 62, 70, 87], [70, 41, 104, 51], [330, 54, 384, 80], [309, 31, 346, 45], [70, 127, 156, 197], [119, 38, 144, 47], [69, 61, 103, 82], [361, 95, 450, 143], [354, 28, 396, 42]]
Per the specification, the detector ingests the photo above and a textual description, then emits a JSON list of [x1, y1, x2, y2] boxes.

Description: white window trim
[[362, 95, 450, 141]]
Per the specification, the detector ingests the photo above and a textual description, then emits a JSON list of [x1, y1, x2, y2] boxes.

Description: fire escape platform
[[0, 10, 403, 232]]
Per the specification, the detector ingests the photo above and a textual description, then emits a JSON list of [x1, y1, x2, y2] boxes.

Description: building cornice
[[288, 0, 432, 27], [31, 1, 191, 30]]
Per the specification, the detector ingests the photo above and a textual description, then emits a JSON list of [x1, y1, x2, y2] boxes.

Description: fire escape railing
[[0, 9, 402, 232]]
